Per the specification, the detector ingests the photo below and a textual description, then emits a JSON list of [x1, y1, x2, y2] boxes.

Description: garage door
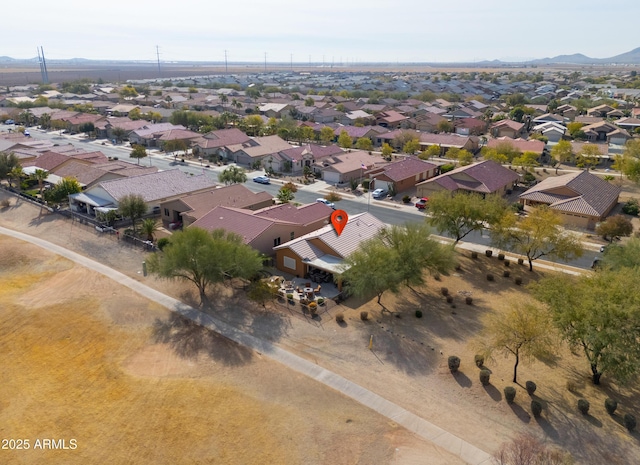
[[323, 171, 340, 184]]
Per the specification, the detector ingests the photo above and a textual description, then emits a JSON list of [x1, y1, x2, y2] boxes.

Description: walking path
[[0, 225, 493, 465]]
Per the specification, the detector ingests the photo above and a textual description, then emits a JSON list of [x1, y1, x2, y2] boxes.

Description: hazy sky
[[3, 0, 638, 63]]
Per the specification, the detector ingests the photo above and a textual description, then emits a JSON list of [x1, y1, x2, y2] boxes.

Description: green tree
[[8, 165, 23, 188], [44, 177, 81, 204], [403, 138, 421, 154], [147, 227, 263, 307], [493, 142, 521, 163], [381, 143, 393, 157], [32, 168, 49, 199], [491, 206, 583, 271], [596, 215, 633, 242], [128, 108, 142, 120], [320, 126, 335, 144], [219, 165, 247, 185], [420, 144, 441, 159], [355, 137, 373, 151], [480, 300, 556, 383], [244, 115, 264, 136], [532, 268, 640, 385], [164, 139, 188, 160], [512, 151, 539, 172], [436, 120, 454, 133], [428, 191, 508, 244], [481, 147, 508, 164], [129, 144, 148, 165], [247, 280, 280, 309], [119, 85, 138, 98], [615, 139, 640, 183], [337, 130, 352, 149], [577, 144, 601, 170], [304, 97, 315, 106], [550, 140, 573, 173], [277, 187, 294, 203], [0, 151, 20, 183], [567, 122, 584, 138], [111, 127, 126, 143], [118, 194, 147, 235], [141, 218, 160, 242]]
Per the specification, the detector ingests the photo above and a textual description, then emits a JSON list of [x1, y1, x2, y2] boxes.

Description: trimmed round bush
[[485, 250, 493, 257], [624, 413, 637, 431], [604, 398, 618, 415], [487, 273, 494, 281], [518, 258, 524, 265], [525, 381, 537, 395], [479, 369, 491, 386], [504, 260, 510, 267], [503, 270, 511, 278], [441, 287, 449, 296], [448, 356, 461, 373], [415, 310, 423, 318], [474, 354, 484, 368], [515, 277, 523, 285], [531, 400, 543, 418], [360, 311, 369, 321], [471, 251, 478, 259], [286, 293, 294, 301], [577, 399, 590, 415], [498, 253, 505, 261], [504, 386, 516, 404], [157, 237, 170, 251], [335, 313, 344, 323], [317, 297, 325, 306], [465, 296, 473, 305]]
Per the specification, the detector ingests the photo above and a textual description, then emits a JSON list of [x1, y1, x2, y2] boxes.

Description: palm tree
[[141, 218, 160, 242], [9, 165, 23, 189], [32, 168, 49, 198], [220, 93, 229, 108]]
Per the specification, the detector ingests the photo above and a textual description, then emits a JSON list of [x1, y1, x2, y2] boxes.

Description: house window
[[274, 237, 281, 247], [163, 208, 169, 216], [290, 232, 295, 240], [283, 256, 296, 270]]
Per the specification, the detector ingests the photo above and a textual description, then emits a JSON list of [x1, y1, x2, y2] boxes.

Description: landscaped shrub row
[[479, 369, 491, 386], [504, 386, 516, 404]]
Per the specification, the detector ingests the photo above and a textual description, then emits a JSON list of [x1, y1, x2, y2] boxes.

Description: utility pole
[[156, 45, 161, 77]]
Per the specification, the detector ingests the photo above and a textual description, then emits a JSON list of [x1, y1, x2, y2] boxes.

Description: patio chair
[[314, 284, 321, 294]]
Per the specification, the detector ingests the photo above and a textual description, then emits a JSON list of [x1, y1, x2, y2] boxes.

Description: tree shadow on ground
[[484, 383, 502, 402], [152, 313, 253, 366], [452, 370, 472, 388], [509, 402, 531, 423], [535, 415, 560, 440], [28, 210, 59, 227]]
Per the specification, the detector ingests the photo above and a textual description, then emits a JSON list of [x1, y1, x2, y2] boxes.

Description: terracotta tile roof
[[179, 184, 273, 220], [320, 150, 381, 174], [417, 160, 519, 194], [191, 206, 293, 243], [156, 129, 201, 141], [367, 156, 436, 182], [273, 212, 386, 260], [490, 119, 524, 131], [229, 135, 291, 158], [280, 144, 343, 161], [519, 170, 620, 217], [418, 133, 475, 148], [51, 160, 113, 185], [254, 202, 333, 225], [31, 152, 73, 171], [197, 128, 251, 149], [97, 169, 216, 203]]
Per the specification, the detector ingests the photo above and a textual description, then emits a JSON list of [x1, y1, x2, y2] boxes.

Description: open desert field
[[0, 235, 462, 465]]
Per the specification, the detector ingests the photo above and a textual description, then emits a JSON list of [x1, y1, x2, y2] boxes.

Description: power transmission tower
[[37, 46, 49, 84], [156, 45, 161, 77], [224, 50, 228, 73]]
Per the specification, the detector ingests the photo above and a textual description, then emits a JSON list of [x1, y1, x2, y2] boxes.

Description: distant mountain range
[[1, 47, 640, 65]]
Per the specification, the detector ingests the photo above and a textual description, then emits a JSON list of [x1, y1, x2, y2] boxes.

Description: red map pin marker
[[331, 209, 348, 236]]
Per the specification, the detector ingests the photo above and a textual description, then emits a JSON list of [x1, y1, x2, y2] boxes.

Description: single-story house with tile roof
[[193, 128, 255, 159], [531, 113, 566, 126], [229, 135, 292, 166], [190, 202, 333, 256], [160, 183, 273, 226], [580, 121, 618, 143], [454, 118, 487, 136], [416, 160, 519, 198], [319, 150, 383, 185], [376, 110, 410, 129], [614, 117, 640, 132], [273, 212, 386, 278], [51, 160, 157, 189], [490, 119, 525, 139], [408, 113, 447, 132], [416, 133, 479, 156], [98, 117, 149, 140], [128, 123, 186, 146], [519, 170, 620, 229], [69, 169, 216, 216], [365, 157, 438, 193], [586, 104, 615, 118], [277, 143, 344, 175], [340, 110, 375, 126]]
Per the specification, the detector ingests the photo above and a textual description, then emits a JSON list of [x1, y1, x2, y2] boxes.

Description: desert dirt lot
[[1, 192, 639, 464]]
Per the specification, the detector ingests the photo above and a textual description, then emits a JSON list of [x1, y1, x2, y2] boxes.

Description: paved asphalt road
[[23, 127, 598, 270]]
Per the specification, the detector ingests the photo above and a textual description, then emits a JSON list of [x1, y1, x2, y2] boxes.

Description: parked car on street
[[415, 197, 429, 209], [316, 198, 335, 209], [371, 188, 388, 199], [253, 175, 271, 185]]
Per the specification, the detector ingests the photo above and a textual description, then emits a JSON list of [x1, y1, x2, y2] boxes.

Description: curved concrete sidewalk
[[0, 226, 493, 465]]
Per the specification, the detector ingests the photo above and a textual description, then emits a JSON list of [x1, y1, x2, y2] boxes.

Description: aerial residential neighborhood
[[2, 31, 640, 465]]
